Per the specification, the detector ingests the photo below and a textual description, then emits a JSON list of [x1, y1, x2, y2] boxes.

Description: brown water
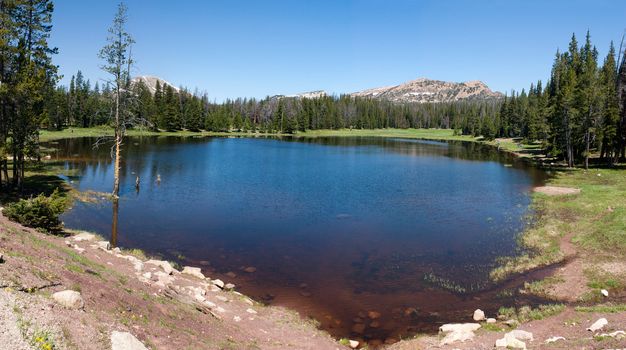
[[50, 136, 548, 344]]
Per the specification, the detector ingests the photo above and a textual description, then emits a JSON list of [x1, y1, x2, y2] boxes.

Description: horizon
[[52, 0, 626, 102]]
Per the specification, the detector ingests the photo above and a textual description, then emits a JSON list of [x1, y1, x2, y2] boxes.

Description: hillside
[[350, 78, 503, 103]]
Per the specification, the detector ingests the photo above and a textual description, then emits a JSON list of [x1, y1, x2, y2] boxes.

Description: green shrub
[[4, 189, 66, 232]]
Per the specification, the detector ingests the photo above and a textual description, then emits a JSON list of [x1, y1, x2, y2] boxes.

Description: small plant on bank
[[4, 189, 67, 233]]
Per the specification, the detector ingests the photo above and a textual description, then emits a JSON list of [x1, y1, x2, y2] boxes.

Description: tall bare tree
[[98, 2, 134, 199]]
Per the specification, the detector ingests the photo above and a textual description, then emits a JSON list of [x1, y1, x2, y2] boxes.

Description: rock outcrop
[[351, 78, 503, 103]]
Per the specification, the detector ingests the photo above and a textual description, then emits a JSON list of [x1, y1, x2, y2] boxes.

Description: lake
[[49, 136, 546, 343]]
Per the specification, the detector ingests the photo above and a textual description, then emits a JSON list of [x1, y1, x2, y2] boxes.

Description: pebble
[[473, 309, 485, 321], [601, 289, 609, 297], [486, 318, 497, 324], [348, 340, 359, 349], [243, 266, 256, 273], [545, 336, 565, 343], [212, 279, 225, 289], [367, 311, 381, 319], [52, 290, 84, 310]]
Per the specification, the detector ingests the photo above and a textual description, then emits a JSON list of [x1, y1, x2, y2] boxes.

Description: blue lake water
[[50, 136, 546, 342]]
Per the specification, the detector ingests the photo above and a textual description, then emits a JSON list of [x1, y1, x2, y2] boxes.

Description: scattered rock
[[486, 318, 497, 324], [243, 266, 256, 273], [72, 232, 96, 242], [403, 307, 418, 317], [212, 279, 225, 289], [153, 271, 174, 287], [95, 240, 110, 251], [370, 321, 380, 328], [216, 295, 228, 302], [348, 340, 359, 349], [224, 283, 235, 291], [545, 336, 565, 344], [225, 271, 237, 278], [207, 284, 221, 292], [439, 323, 481, 346], [587, 318, 608, 332], [52, 290, 84, 310], [110, 331, 148, 350], [601, 289, 609, 297], [504, 319, 519, 327], [473, 309, 485, 321], [495, 334, 526, 349], [181, 266, 205, 279], [246, 308, 257, 314], [367, 311, 381, 319], [508, 330, 533, 341], [598, 330, 625, 339], [145, 259, 174, 275]]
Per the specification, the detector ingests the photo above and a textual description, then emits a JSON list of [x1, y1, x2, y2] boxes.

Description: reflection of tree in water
[[111, 198, 119, 247]]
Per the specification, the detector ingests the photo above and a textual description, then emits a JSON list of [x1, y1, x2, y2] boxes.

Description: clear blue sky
[[51, 0, 626, 102]]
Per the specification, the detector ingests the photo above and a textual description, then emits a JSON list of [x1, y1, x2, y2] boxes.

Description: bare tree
[[98, 2, 134, 199]]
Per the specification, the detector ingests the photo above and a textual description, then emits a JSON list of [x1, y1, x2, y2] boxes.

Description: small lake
[[50, 136, 546, 343]]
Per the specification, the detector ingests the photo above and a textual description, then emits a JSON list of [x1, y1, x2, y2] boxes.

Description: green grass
[[491, 168, 626, 282], [499, 304, 565, 323], [575, 304, 626, 313], [39, 126, 286, 142]]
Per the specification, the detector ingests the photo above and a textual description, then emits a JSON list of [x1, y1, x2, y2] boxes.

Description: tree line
[[0, 0, 57, 190], [467, 32, 625, 168], [46, 76, 502, 134]]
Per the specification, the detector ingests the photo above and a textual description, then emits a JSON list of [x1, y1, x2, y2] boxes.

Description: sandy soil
[[533, 186, 581, 196]]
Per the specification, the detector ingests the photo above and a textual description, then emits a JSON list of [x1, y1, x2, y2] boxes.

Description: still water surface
[[50, 136, 546, 342]]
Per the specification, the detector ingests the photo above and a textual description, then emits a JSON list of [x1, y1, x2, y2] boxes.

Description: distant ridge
[[350, 78, 503, 103]]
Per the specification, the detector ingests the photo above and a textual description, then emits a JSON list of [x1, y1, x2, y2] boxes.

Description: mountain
[[271, 90, 328, 100], [288, 90, 327, 99], [350, 78, 503, 103], [131, 76, 179, 94]]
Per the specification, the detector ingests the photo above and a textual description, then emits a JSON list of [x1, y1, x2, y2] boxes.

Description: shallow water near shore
[[51, 136, 547, 342]]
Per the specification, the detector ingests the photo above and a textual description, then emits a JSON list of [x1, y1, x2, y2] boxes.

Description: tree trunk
[[112, 88, 121, 198], [585, 129, 591, 170]]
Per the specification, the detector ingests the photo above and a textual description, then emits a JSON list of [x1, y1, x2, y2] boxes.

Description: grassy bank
[[41, 127, 534, 156], [491, 167, 626, 299]]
